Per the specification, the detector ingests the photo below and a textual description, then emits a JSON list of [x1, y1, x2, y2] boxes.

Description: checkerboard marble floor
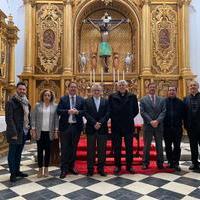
[[0, 145, 200, 200]]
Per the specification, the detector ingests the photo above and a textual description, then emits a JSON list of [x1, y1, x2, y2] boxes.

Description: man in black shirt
[[184, 80, 200, 171], [164, 86, 185, 171]]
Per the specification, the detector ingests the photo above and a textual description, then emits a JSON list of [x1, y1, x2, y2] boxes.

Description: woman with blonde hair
[[31, 89, 59, 177]]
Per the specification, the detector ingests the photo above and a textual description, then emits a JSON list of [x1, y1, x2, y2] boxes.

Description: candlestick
[[90, 70, 92, 84], [93, 69, 95, 83]]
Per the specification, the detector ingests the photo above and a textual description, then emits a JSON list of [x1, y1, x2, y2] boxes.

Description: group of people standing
[[5, 80, 200, 182]]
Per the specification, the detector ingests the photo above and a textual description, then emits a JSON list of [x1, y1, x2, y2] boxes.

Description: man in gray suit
[[140, 82, 166, 169]]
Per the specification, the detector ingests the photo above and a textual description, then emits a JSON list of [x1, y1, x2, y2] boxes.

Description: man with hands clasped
[[57, 82, 85, 179], [140, 82, 166, 170]]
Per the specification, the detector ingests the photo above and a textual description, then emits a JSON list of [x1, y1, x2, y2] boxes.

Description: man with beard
[[164, 86, 185, 171], [5, 82, 31, 182]]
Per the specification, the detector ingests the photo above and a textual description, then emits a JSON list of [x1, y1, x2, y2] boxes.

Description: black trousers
[[8, 141, 25, 175], [112, 128, 133, 167], [87, 133, 107, 172], [188, 128, 200, 166], [37, 131, 52, 168], [164, 127, 182, 166], [60, 124, 80, 172]]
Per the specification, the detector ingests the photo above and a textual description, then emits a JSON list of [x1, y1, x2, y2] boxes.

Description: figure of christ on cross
[[83, 12, 129, 73]]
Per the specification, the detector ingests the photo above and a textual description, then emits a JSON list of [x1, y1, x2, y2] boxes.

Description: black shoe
[[114, 166, 121, 175], [98, 170, 107, 177], [126, 166, 135, 174], [69, 168, 79, 175], [16, 172, 28, 177], [168, 163, 174, 169], [60, 171, 66, 179], [10, 174, 17, 182], [142, 164, 148, 170], [174, 165, 181, 172], [157, 164, 164, 169], [189, 164, 199, 170], [87, 171, 94, 177]]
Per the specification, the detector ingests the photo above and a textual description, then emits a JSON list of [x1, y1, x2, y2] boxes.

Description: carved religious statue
[[83, 12, 129, 73]]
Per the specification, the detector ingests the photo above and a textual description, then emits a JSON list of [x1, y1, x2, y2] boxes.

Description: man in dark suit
[[140, 82, 166, 170], [57, 82, 85, 178], [164, 86, 185, 171], [184, 80, 200, 172], [5, 82, 31, 182], [109, 80, 139, 174], [85, 83, 109, 176]]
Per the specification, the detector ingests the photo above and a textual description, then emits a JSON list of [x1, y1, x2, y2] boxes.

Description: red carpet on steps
[[75, 136, 174, 175]]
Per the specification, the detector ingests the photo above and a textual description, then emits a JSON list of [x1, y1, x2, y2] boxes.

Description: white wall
[[190, 0, 200, 82], [0, 0, 24, 82], [0, 0, 199, 82]]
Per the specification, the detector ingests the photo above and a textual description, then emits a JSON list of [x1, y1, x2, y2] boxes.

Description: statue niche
[[78, 9, 134, 76]]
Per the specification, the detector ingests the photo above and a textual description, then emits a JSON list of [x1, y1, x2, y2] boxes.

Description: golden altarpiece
[[20, 0, 195, 106], [0, 10, 19, 155]]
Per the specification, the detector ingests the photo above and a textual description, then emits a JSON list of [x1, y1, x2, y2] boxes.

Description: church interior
[[1, 0, 200, 199]]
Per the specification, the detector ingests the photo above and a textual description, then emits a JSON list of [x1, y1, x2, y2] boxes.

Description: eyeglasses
[[44, 94, 51, 97]]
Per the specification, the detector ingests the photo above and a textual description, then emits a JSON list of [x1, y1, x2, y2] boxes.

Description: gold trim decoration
[[36, 3, 63, 74], [151, 4, 178, 74]]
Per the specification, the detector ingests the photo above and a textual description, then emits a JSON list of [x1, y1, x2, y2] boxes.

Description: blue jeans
[[8, 141, 25, 175]]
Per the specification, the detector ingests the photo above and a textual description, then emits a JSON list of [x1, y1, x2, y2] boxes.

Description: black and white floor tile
[[0, 146, 200, 200]]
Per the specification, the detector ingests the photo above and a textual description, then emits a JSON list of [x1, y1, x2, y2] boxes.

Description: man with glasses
[[109, 80, 139, 174], [84, 84, 109, 176], [163, 86, 185, 171], [57, 82, 85, 178]]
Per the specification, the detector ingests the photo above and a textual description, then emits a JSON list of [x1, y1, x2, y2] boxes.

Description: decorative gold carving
[[36, 4, 63, 74], [37, 80, 60, 101], [152, 4, 178, 74], [178, 0, 191, 7]]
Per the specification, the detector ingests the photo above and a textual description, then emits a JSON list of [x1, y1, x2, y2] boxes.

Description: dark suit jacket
[[140, 95, 166, 131], [84, 97, 109, 135], [108, 91, 139, 134], [183, 92, 200, 131], [57, 95, 85, 132], [5, 96, 31, 144]]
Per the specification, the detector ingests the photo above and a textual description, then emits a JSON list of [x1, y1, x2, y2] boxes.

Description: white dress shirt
[[93, 97, 100, 112], [68, 95, 77, 123], [42, 104, 50, 131]]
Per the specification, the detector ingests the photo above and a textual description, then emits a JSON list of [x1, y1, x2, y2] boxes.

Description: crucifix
[[83, 12, 129, 73]]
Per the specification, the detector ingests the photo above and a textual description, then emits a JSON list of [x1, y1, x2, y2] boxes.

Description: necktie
[[151, 95, 155, 105], [71, 96, 76, 121]]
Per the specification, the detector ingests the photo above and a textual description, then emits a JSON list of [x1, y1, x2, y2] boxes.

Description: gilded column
[[23, 0, 33, 73], [141, 0, 151, 75], [179, 0, 192, 75], [7, 15, 19, 86], [63, 0, 73, 74]]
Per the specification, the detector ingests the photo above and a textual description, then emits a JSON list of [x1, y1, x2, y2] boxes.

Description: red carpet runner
[[75, 136, 174, 175]]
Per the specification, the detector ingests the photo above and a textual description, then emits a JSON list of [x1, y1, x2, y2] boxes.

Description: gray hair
[[91, 83, 103, 91], [189, 80, 199, 87], [117, 80, 128, 86]]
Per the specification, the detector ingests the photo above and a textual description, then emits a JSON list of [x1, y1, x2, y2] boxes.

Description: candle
[[123, 70, 125, 80], [117, 69, 119, 81], [93, 69, 95, 83], [113, 69, 115, 83], [90, 71, 92, 84], [101, 67, 104, 82]]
